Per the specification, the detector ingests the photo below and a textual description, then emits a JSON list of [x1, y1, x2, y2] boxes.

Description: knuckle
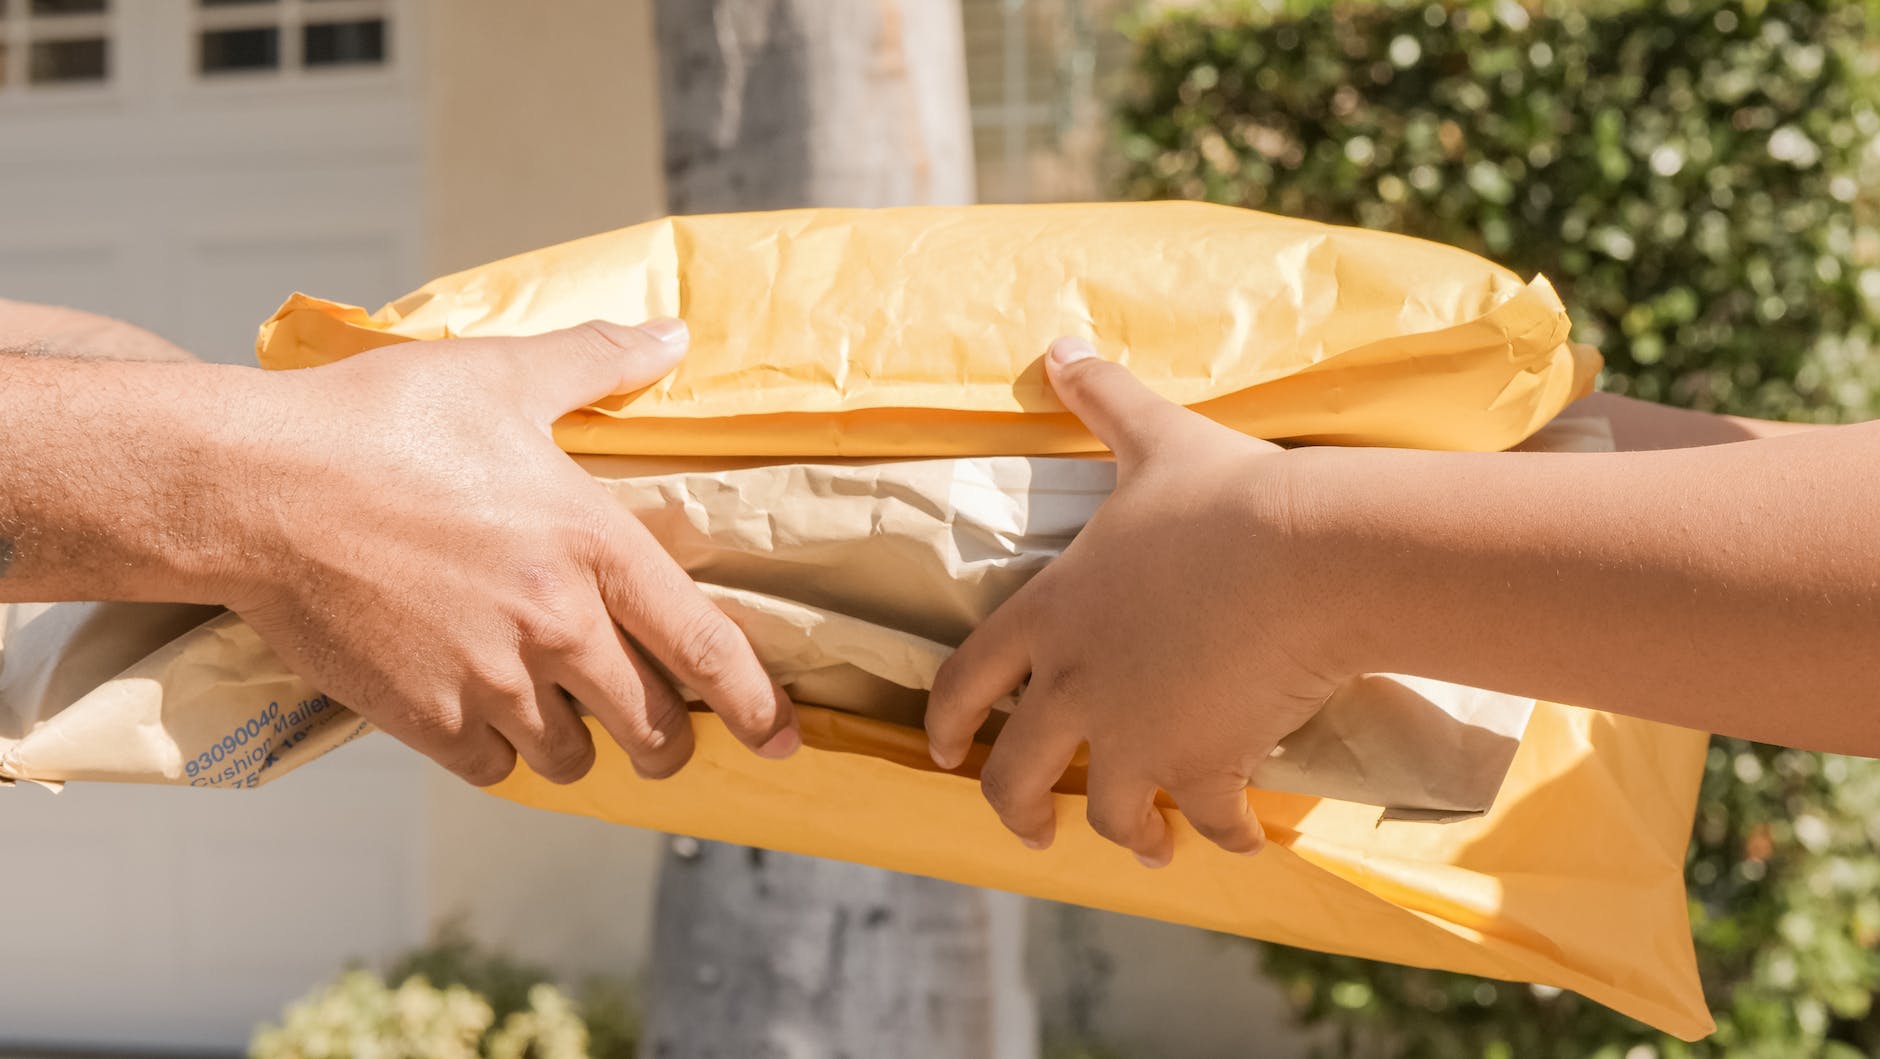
[[672, 612, 747, 692], [979, 770, 1021, 815], [453, 749, 515, 787], [603, 563, 653, 618], [928, 654, 963, 706], [522, 618, 583, 659], [578, 609, 623, 653], [578, 666, 645, 722], [618, 690, 695, 780], [565, 512, 619, 567], [1190, 817, 1248, 849], [1038, 660, 1088, 706], [570, 320, 632, 358], [982, 773, 1051, 839], [513, 581, 586, 655], [401, 697, 467, 739], [465, 663, 532, 707], [1085, 805, 1138, 846], [536, 740, 596, 785], [513, 561, 567, 609], [643, 688, 691, 740], [673, 613, 736, 680], [631, 706, 695, 776], [610, 674, 656, 722], [927, 661, 972, 729], [1165, 773, 1259, 849]]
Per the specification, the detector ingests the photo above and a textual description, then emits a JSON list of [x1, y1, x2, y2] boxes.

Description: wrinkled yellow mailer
[[254, 202, 1710, 1039], [260, 201, 1596, 456]]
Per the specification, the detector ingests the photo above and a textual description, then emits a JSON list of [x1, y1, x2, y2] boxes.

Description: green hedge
[[1117, 0, 1880, 422], [1115, 2, 1880, 1056]]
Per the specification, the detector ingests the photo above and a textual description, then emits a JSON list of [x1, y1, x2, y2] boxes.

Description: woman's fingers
[[1045, 337, 1196, 473], [1084, 764, 1175, 868], [927, 588, 1035, 769], [975, 686, 1085, 849], [1166, 779, 1267, 856]]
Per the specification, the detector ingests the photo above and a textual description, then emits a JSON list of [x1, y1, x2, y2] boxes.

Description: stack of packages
[[0, 203, 1713, 1039]]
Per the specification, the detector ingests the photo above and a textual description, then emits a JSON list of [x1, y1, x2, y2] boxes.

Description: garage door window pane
[[200, 26, 277, 73], [29, 37, 105, 83], [303, 19, 383, 67]]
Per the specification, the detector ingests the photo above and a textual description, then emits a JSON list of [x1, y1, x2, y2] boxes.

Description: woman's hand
[[925, 338, 1341, 866]]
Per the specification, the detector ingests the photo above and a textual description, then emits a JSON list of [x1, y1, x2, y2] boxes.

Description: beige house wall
[[421, 0, 668, 277], [424, 771, 666, 983], [413, 0, 671, 987]]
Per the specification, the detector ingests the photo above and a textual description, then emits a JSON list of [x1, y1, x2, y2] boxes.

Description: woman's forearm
[[928, 349, 1875, 860], [1565, 390, 1825, 449], [1295, 422, 1880, 754]]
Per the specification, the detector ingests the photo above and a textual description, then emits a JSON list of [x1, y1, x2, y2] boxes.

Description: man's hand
[[925, 338, 1336, 866], [225, 319, 800, 785], [0, 310, 796, 787]]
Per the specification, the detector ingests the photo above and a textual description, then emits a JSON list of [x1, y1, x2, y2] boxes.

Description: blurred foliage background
[[1115, 0, 1880, 1055], [1120, 0, 1880, 421]]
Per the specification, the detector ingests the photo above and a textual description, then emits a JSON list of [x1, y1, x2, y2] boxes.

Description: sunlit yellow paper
[[255, 202, 1707, 1039]]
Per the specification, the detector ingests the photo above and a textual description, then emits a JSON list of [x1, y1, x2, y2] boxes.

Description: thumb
[[503, 317, 689, 426], [1045, 336, 1191, 468]]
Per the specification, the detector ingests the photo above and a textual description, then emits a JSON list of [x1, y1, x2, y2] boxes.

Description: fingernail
[[639, 317, 689, 348], [1136, 850, 1171, 869], [929, 744, 962, 770], [756, 727, 801, 759], [1048, 336, 1097, 367], [1021, 836, 1051, 851]]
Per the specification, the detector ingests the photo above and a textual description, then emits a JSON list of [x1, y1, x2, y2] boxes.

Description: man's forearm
[[0, 352, 265, 605], [1294, 423, 1880, 755], [0, 298, 193, 362]]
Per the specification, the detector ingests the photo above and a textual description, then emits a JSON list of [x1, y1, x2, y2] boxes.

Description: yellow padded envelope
[[257, 201, 1596, 456], [254, 202, 1710, 1039]]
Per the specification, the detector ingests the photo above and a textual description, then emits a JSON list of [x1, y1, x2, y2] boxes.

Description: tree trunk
[[656, 0, 975, 212], [640, 3, 1035, 1058]]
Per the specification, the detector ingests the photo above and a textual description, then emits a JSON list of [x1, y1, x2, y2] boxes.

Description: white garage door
[[0, 0, 429, 1051]]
